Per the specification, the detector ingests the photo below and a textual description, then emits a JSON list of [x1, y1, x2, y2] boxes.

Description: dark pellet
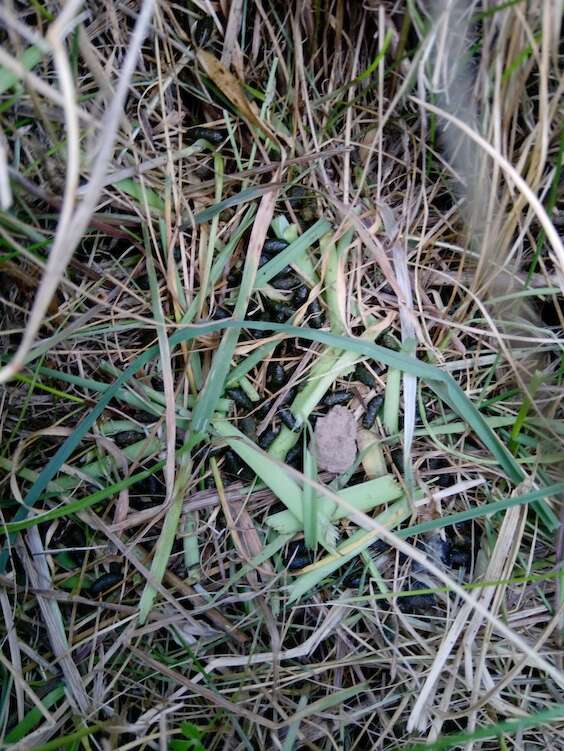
[[307, 298, 324, 328], [258, 427, 279, 450], [271, 274, 298, 290], [267, 362, 286, 389], [292, 284, 309, 307], [115, 430, 143, 448], [287, 185, 306, 207], [354, 364, 376, 387], [278, 407, 298, 431], [90, 572, 123, 596], [398, 591, 436, 613], [226, 388, 254, 411], [285, 442, 303, 468], [194, 16, 214, 47], [278, 386, 296, 407], [450, 546, 472, 569], [192, 127, 224, 144], [239, 416, 257, 440], [227, 267, 242, 286], [270, 302, 295, 322], [284, 542, 312, 571], [212, 306, 232, 320], [362, 394, 384, 429], [322, 390, 350, 407], [263, 239, 289, 255]]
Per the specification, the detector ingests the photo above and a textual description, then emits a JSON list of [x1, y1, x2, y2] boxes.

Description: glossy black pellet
[[271, 274, 298, 290], [278, 386, 296, 407], [322, 390, 350, 407], [223, 449, 242, 475], [115, 430, 143, 448], [287, 185, 306, 207], [292, 284, 309, 307], [270, 302, 295, 322], [278, 407, 298, 431], [227, 267, 242, 286], [192, 127, 224, 144], [90, 572, 122, 596], [285, 442, 303, 468], [223, 450, 254, 482], [362, 394, 384, 429], [284, 542, 312, 571], [450, 546, 472, 569], [263, 239, 289, 255], [307, 298, 324, 328], [226, 388, 253, 411], [354, 364, 376, 387], [194, 16, 214, 46], [398, 591, 436, 613], [212, 306, 232, 320], [258, 427, 279, 450], [267, 362, 286, 389], [239, 416, 257, 440]]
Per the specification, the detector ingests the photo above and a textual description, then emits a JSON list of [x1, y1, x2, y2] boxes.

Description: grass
[[0, 1, 563, 749]]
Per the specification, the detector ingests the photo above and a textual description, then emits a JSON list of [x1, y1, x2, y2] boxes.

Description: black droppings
[[283, 540, 313, 571], [269, 302, 295, 322], [287, 185, 307, 207], [398, 591, 436, 613], [193, 16, 214, 47], [222, 449, 254, 481], [362, 394, 384, 429], [239, 416, 257, 440], [354, 364, 376, 387], [257, 427, 279, 450], [278, 407, 298, 431], [292, 284, 309, 307], [191, 126, 224, 144], [271, 274, 298, 290], [263, 239, 289, 255], [90, 572, 123, 596], [226, 387, 254, 411], [278, 386, 296, 407], [307, 298, 324, 328], [212, 306, 233, 320], [285, 442, 303, 468], [322, 390, 351, 407], [267, 362, 286, 389], [449, 545, 473, 569]]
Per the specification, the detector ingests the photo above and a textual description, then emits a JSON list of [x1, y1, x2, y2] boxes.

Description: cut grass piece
[[302, 446, 318, 550], [383, 366, 401, 435], [116, 178, 164, 211], [254, 218, 332, 289], [287, 499, 410, 603], [267, 475, 403, 535]]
